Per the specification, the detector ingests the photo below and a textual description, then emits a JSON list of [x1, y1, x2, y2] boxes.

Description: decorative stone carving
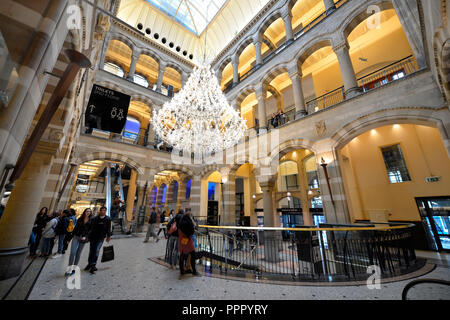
[[94, 13, 111, 41], [315, 120, 326, 136]]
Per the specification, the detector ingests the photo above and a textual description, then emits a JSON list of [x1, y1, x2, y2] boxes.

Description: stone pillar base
[[345, 87, 362, 99], [0, 247, 28, 280], [295, 110, 307, 120]]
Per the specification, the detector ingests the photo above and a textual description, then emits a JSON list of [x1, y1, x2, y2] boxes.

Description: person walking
[[66, 208, 92, 277], [40, 213, 59, 257], [29, 207, 50, 257], [143, 207, 158, 243], [157, 210, 167, 239], [166, 209, 184, 269], [53, 209, 68, 258], [177, 212, 199, 278], [86, 206, 111, 274], [62, 208, 77, 254]]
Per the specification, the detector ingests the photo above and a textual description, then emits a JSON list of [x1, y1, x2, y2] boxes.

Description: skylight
[[146, 0, 227, 35]]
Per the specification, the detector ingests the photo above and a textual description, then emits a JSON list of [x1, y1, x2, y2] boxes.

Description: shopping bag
[[101, 245, 115, 262]]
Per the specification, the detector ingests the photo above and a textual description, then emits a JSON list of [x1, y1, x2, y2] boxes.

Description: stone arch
[[108, 32, 137, 52], [340, 0, 394, 39], [269, 138, 317, 172], [74, 152, 145, 176], [257, 10, 283, 39], [261, 65, 289, 89], [295, 38, 334, 66], [156, 164, 194, 178], [236, 85, 256, 107], [235, 36, 255, 57], [218, 56, 233, 74], [139, 48, 161, 65], [200, 164, 223, 180], [164, 62, 183, 76], [267, 85, 284, 111], [330, 107, 450, 151]]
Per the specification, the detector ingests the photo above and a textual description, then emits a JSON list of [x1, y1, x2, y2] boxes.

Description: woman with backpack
[[62, 208, 77, 254], [65, 208, 92, 277], [166, 209, 184, 269], [40, 212, 59, 257], [177, 211, 200, 278]]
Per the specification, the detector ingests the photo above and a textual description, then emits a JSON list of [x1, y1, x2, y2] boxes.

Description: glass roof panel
[[146, 0, 227, 35]]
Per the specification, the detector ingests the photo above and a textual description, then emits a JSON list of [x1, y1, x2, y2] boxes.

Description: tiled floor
[[26, 235, 450, 300]]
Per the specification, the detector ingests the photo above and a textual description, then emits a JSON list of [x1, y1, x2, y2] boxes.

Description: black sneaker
[[90, 268, 95, 274], [91, 266, 98, 272], [192, 271, 201, 277], [84, 265, 91, 271]]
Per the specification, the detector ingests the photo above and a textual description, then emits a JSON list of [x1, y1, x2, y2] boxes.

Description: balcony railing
[[223, 0, 348, 94], [163, 223, 425, 282]]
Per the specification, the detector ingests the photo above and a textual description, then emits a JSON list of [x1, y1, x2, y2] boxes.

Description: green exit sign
[[425, 176, 440, 183]]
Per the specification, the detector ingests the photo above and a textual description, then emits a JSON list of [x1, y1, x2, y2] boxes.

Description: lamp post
[[320, 157, 335, 207]]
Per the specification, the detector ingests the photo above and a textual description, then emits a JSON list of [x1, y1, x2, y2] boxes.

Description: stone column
[[0, 149, 53, 280], [323, 0, 336, 15], [333, 41, 360, 98], [181, 72, 189, 87], [254, 40, 263, 66], [215, 69, 222, 86], [176, 179, 187, 212], [255, 86, 267, 131], [99, 33, 112, 70], [125, 169, 137, 227], [288, 66, 307, 118], [156, 62, 167, 92], [260, 182, 279, 262], [127, 49, 140, 81], [392, 0, 427, 69], [281, 7, 294, 43], [189, 175, 202, 219], [221, 174, 236, 226], [232, 54, 239, 85]]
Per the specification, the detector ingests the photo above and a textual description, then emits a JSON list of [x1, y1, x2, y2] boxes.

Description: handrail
[[402, 279, 450, 300], [197, 223, 414, 232]]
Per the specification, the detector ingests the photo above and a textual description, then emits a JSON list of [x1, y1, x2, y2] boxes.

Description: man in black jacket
[[86, 206, 111, 274], [143, 207, 158, 243]]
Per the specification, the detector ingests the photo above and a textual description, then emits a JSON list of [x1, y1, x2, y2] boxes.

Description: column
[[181, 72, 189, 87], [232, 54, 239, 85], [189, 175, 201, 219], [215, 69, 222, 85], [254, 39, 263, 66], [288, 66, 307, 118], [323, 0, 336, 15], [281, 7, 294, 43], [127, 49, 140, 81], [0, 150, 53, 280], [125, 169, 137, 226], [156, 62, 167, 92], [333, 41, 360, 98], [176, 179, 187, 212], [99, 33, 112, 70], [255, 85, 267, 131], [260, 182, 279, 262], [221, 174, 236, 226]]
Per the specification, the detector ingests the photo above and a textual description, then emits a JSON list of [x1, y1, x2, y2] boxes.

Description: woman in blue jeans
[[65, 208, 92, 277]]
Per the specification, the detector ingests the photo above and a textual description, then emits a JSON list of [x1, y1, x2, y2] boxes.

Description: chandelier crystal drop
[[152, 64, 247, 155]]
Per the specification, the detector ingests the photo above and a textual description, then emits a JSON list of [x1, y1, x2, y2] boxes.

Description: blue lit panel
[[146, 0, 227, 35]]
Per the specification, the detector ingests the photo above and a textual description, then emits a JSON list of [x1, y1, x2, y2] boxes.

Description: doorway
[[415, 197, 450, 252]]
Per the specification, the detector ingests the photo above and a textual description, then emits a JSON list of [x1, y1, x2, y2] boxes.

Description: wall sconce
[[320, 157, 335, 206], [252, 194, 256, 199]]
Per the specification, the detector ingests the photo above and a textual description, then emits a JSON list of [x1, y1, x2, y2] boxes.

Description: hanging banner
[[85, 84, 130, 134]]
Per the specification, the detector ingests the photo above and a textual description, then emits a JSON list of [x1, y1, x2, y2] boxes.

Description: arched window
[[133, 74, 149, 87], [171, 181, 178, 202], [123, 116, 140, 140], [104, 62, 125, 78], [161, 185, 167, 204], [208, 182, 215, 200], [185, 179, 191, 199], [150, 187, 157, 206]]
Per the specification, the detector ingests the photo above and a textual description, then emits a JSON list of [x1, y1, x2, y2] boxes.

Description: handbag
[[168, 221, 177, 235], [180, 236, 189, 246], [101, 245, 115, 263]]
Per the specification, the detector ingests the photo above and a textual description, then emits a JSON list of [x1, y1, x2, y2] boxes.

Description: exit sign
[[425, 176, 441, 183]]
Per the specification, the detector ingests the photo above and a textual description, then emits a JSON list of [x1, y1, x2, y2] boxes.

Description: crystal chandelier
[[152, 64, 247, 155]]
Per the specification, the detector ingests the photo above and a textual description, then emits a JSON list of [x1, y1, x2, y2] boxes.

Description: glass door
[[415, 197, 450, 252]]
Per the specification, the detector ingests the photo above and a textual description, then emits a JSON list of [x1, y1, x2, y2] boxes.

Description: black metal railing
[[164, 223, 425, 282]]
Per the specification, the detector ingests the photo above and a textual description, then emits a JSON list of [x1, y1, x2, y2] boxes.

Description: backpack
[[54, 217, 65, 235], [66, 218, 75, 233], [178, 215, 194, 238]]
